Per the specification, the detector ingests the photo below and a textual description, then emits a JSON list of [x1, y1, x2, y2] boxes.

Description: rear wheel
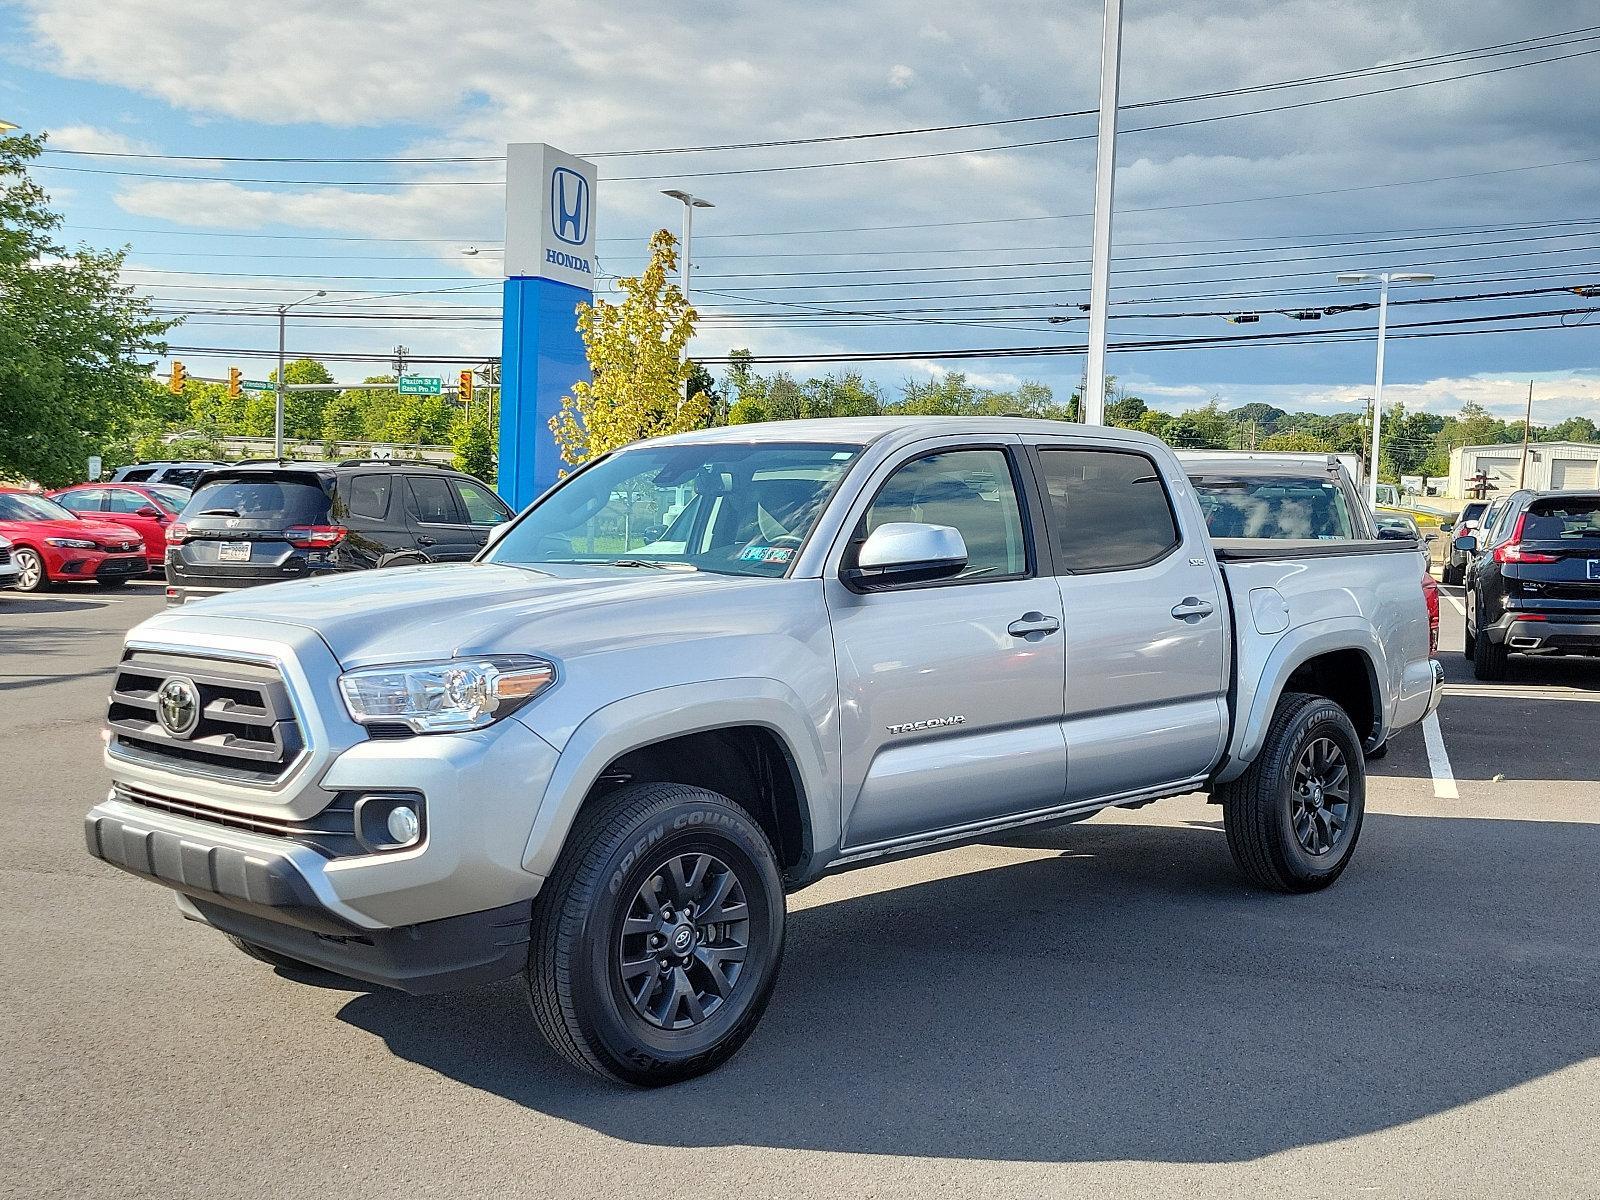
[[1472, 624, 1509, 681], [12, 547, 49, 592], [526, 782, 786, 1086], [1219, 692, 1366, 893], [225, 934, 318, 973]]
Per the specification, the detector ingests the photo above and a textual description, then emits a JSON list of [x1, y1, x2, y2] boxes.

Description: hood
[[0, 516, 141, 546], [170, 561, 775, 667]]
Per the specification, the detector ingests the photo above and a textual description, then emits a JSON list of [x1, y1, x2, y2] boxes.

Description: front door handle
[[1171, 597, 1215, 621], [416, 535, 436, 547], [1008, 612, 1061, 638]]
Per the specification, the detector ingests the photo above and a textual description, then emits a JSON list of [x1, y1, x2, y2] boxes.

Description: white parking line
[[1439, 588, 1467, 617], [1421, 713, 1459, 800]]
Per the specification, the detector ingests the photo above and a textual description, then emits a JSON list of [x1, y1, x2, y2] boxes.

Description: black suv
[[166, 461, 513, 604], [1459, 489, 1600, 679]]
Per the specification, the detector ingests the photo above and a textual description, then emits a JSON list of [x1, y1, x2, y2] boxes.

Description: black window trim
[[403, 473, 468, 527], [1025, 443, 1185, 577], [838, 441, 1041, 593]]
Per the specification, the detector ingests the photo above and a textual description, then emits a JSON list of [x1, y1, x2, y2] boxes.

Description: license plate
[[218, 541, 252, 562]]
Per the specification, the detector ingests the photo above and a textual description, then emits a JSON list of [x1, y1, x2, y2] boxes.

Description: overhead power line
[[40, 25, 1600, 164]]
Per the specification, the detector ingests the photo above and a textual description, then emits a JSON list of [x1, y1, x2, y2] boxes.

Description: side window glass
[[121, 469, 153, 482], [405, 476, 460, 524], [345, 474, 391, 521], [1037, 449, 1180, 572], [105, 489, 149, 514], [57, 490, 105, 512], [860, 449, 1027, 579], [453, 479, 511, 526]]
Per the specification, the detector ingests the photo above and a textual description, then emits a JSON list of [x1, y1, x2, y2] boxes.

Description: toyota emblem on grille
[[156, 677, 201, 738]]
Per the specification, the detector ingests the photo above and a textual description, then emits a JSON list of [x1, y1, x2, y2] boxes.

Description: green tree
[[451, 402, 496, 482], [1260, 430, 1334, 452], [550, 229, 710, 468], [0, 132, 175, 485], [271, 357, 335, 439], [320, 391, 366, 442], [1105, 394, 1148, 427]]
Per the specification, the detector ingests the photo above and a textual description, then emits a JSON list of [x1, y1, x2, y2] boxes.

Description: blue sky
[[5, 0, 1600, 421]]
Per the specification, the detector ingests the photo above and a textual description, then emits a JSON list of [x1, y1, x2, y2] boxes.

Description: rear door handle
[[416, 535, 436, 547], [1008, 612, 1061, 638], [1171, 597, 1215, 621]]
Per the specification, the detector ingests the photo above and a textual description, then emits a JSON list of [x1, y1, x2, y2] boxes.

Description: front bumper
[[1489, 613, 1600, 653]]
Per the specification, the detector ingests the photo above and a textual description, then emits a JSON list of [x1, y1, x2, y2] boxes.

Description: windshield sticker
[[740, 544, 795, 564]]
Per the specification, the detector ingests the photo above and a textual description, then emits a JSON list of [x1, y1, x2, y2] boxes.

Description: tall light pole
[[274, 289, 325, 459], [1082, 0, 1124, 426], [661, 190, 714, 302], [1336, 271, 1435, 507]]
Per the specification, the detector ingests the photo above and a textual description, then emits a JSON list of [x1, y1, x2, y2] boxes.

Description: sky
[[4, 0, 1600, 422]]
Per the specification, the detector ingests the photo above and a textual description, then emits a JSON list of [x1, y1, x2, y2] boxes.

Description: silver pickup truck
[[85, 418, 1443, 1085]]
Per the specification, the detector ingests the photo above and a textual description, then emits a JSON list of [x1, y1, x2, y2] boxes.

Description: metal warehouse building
[[1447, 440, 1600, 498]]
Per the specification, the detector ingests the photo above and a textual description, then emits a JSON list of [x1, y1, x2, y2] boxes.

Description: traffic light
[[227, 367, 242, 399], [459, 369, 474, 404], [168, 361, 187, 394]]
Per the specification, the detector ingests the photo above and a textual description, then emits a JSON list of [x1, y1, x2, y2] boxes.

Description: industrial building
[[1447, 440, 1600, 498]]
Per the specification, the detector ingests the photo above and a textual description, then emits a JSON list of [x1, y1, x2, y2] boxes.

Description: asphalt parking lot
[[2, 578, 1596, 1198]]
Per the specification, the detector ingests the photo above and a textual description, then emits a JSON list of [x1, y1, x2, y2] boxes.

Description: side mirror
[[484, 521, 513, 549], [134, 505, 162, 519], [1453, 534, 1478, 553], [846, 522, 967, 588], [1423, 531, 1438, 542]]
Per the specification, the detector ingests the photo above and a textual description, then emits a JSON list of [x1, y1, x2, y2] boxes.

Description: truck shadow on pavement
[[335, 812, 1598, 1164]]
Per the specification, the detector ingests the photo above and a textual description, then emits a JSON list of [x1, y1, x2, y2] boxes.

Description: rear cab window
[[1190, 473, 1357, 540]]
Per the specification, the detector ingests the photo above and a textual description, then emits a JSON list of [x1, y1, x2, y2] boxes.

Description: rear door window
[[1040, 449, 1180, 570], [56, 489, 106, 514], [183, 476, 331, 526], [405, 475, 463, 525]]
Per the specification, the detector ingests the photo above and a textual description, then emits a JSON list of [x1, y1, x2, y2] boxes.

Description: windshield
[[0, 492, 76, 522], [487, 442, 860, 576], [148, 484, 192, 509], [1190, 474, 1357, 540]]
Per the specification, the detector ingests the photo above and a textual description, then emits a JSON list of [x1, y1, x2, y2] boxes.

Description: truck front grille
[[107, 649, 306, 784]]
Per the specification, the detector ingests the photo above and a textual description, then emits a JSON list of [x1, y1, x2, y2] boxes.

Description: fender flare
[[1216, 618, 1387, 785], [519, 677, 837, 878]]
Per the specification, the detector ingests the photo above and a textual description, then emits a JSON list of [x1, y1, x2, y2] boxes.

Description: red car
[[47, 481, 189, 570], [0, 488, 148, 592]]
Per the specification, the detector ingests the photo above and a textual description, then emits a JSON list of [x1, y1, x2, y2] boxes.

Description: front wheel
[[526, 782, 786, 1086], [12, 547, 49, 592], [1219, 692, 1366, 893]]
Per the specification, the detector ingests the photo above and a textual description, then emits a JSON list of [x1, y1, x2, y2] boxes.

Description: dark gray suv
[[165, 461, 512, 604]]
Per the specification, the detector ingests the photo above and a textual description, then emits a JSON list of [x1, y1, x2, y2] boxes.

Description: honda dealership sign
[[504, 143, 597, 289]]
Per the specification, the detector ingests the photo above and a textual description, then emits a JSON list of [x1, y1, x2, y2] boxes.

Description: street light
[[1082, 0, 1125, 425], [0, 120, 19, 134], [661, 189, 714, 302], [1336, 270, 1435, 508], [274, 289, 326, 459]]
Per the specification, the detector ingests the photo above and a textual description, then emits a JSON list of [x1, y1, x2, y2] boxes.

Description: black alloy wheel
[[1290, 737, 1351, 857], [617, 851, 751, 1031]]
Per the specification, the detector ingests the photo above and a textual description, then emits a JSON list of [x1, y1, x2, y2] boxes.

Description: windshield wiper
[[607, 559, 698, 572], [198, 508, 240, 517]]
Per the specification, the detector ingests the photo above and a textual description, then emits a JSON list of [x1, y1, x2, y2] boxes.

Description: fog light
[[386, 804, 421, 846]]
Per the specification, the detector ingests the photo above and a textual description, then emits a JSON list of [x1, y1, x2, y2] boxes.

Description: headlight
[[45, 537, 96, 549], [338, 655, 556, 733]]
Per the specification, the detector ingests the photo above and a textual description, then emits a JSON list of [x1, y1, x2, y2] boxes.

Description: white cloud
[[888, 64, 916, 90], [47, 124, 154, 155]]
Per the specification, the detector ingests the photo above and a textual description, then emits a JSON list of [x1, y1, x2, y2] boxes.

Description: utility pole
[[273, 289, 325, 459], [661, 190, 714, 302], [1518, 379, 1534, 488], [1336, 271, 1435, 507], [1082, 0, 1124, 426]]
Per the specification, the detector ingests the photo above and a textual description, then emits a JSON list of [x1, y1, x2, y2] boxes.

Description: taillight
[[286, 524, 347, 549], [165, 522, 187, 544], [1493, 513, 1559, 564], [1421, 572, 1440, 654]]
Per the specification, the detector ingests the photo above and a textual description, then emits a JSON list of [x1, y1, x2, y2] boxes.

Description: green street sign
[[241, 380, 272, 392], [398, 375, 443, 395]]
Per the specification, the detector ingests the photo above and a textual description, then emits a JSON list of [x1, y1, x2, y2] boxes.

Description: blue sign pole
[[498, 276, 590, 508], [497, 142, 598, 511]]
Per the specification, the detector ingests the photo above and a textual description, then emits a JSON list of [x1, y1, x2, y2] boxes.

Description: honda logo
[[551, 167, 589, 246]]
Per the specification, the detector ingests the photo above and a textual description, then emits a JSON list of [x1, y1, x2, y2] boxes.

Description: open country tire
[[526, 782, 786, 1086], [12, 547, 49, 593], [1219, 692, 1366, 893]]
